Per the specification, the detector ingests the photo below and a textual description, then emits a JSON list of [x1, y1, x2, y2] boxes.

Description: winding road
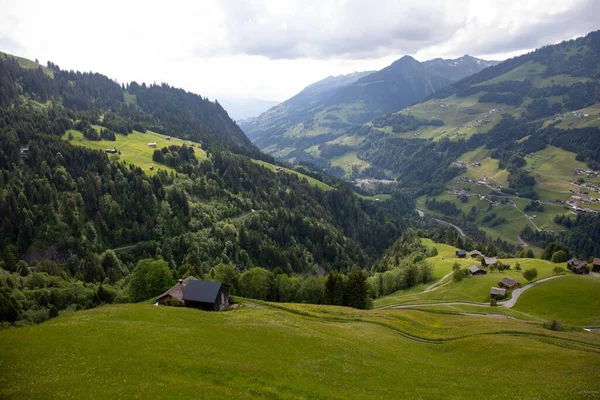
[[391, 275, 568, 309], [416, 209, 468, 238]]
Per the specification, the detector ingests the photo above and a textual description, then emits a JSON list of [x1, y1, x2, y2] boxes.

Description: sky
[[0, 0, 599, 103]]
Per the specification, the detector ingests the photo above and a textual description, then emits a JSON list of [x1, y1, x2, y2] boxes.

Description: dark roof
[[568, 258, 588, 268], [156, 276, 198, 301], [182, 280, 223, 304], [500, 277, 519, 287], [594, 257, 600, 265], [456, 249, 467, 255], [468, 265, 483, 274]]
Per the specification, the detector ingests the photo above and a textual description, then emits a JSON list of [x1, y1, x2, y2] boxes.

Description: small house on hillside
[[148, 142, 157, 148], [482, 257, 499, 267], [456, 249, 467, 258], [156, 277, 230, 311], [498, 277, 520, 290], [468, 265, 487, 275], [567, 258, 590, 275], [490, 287, 506, 299], [105, 148, 117, 154], [156, 276, 198, 304], [182, 280, 230, 311], [470, 250, 483, 258], [592, 257, 600, 273]]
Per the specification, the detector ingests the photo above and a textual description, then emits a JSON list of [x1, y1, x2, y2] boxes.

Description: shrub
[[543, 320, 563, 331], [552, 266, 565, 275], [523, 268, 538, 282], [490, 298, 497, 307]]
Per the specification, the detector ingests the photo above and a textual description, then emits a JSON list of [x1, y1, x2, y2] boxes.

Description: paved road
[[392, 275, 570, 310], [416, 209, 467, 238]]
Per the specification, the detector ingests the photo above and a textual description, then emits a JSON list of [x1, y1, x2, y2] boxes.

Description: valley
[[2, 16, 600, 400]]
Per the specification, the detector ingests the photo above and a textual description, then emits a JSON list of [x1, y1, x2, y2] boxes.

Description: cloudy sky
[[0, 0, 598, 102]]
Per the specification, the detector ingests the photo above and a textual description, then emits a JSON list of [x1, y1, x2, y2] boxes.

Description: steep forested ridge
[[0, 56, 264, 159], [0, 55, 418, 324]]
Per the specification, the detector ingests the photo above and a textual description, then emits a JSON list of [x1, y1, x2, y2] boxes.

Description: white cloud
[[0, 0, 597, 101]]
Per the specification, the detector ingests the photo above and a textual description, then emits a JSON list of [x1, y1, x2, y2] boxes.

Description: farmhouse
[[470, 250, 483, 258], [490, 287, 506, 298], [482, 257, 499, 267], [567, 258, 590, 275], [468, 265, 487, 275], [156, 277, 230, 311], [105, 148, 117, 154], [593, 257, 600, 273], [498, 277, 520, 290], [182, 280, 230, 311], [456, 249, 467, 258], [148, 142, 157, 148]]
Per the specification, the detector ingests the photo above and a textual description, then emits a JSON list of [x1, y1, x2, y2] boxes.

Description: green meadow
[[63, 128, 206, 175], [513, 276, 600, 327], [1, 302, 599, 399]]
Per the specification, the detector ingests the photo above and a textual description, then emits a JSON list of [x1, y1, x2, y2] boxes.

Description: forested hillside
[[357, 30, 600, 250], [0, 54, 417, 325], [0, 56, 263, 159]]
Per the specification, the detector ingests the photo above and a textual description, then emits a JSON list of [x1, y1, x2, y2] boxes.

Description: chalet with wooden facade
[[470, 250, 483, 259], [156, 277, 230, 311], [456, 249, 467, 258], [593, 257, 600, 273], [490, 287, 506, 299], [182, 280, 230, 311], [468, 265, 487, 275], [482, 257, 499, 267], [498, 277, 520, 290], [567, 258, 590, 275]]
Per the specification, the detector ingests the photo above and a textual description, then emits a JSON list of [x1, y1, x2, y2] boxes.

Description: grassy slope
[[1, 303, 599, 399], [63, 129, 206, 175], [416, 145, 600, 244], [513, 276, 600, 327], [375, 239, 571, 308], [63, 128, 334, 191]]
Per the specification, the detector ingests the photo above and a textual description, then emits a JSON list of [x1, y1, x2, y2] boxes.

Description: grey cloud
[[0, 34, 24, 53], [198, 0, 463, 59], [464, 2, 600, 56], [196, 0, 599, 61]]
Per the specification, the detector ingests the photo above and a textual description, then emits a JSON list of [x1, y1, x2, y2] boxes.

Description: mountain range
[[240, 55, 497, 164]]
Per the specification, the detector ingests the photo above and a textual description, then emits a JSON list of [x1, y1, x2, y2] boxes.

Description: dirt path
[[423, 271, 453, 293], [415, 209, 467, 237]]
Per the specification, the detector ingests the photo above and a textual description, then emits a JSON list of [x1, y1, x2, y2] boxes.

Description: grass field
[[63, 129, 206, 175], [329, 151, 371, 177], [513, 276, 600, 327], [1, 302, 599, 399], [375, 239, 567, 308]]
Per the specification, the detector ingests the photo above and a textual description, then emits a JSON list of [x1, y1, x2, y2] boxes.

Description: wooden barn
[[498, 277, 520, 290], [490, 287, 506, 299], [482, 257, 499, 267], [182, 280, 230, 311], [455, 249, 467, 258], [470, 250, 483, 259], [567, 258, 590, 275], [593, 257, 600, 273], [468, 265, 487, 275], [156, 277, 230, 311]]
